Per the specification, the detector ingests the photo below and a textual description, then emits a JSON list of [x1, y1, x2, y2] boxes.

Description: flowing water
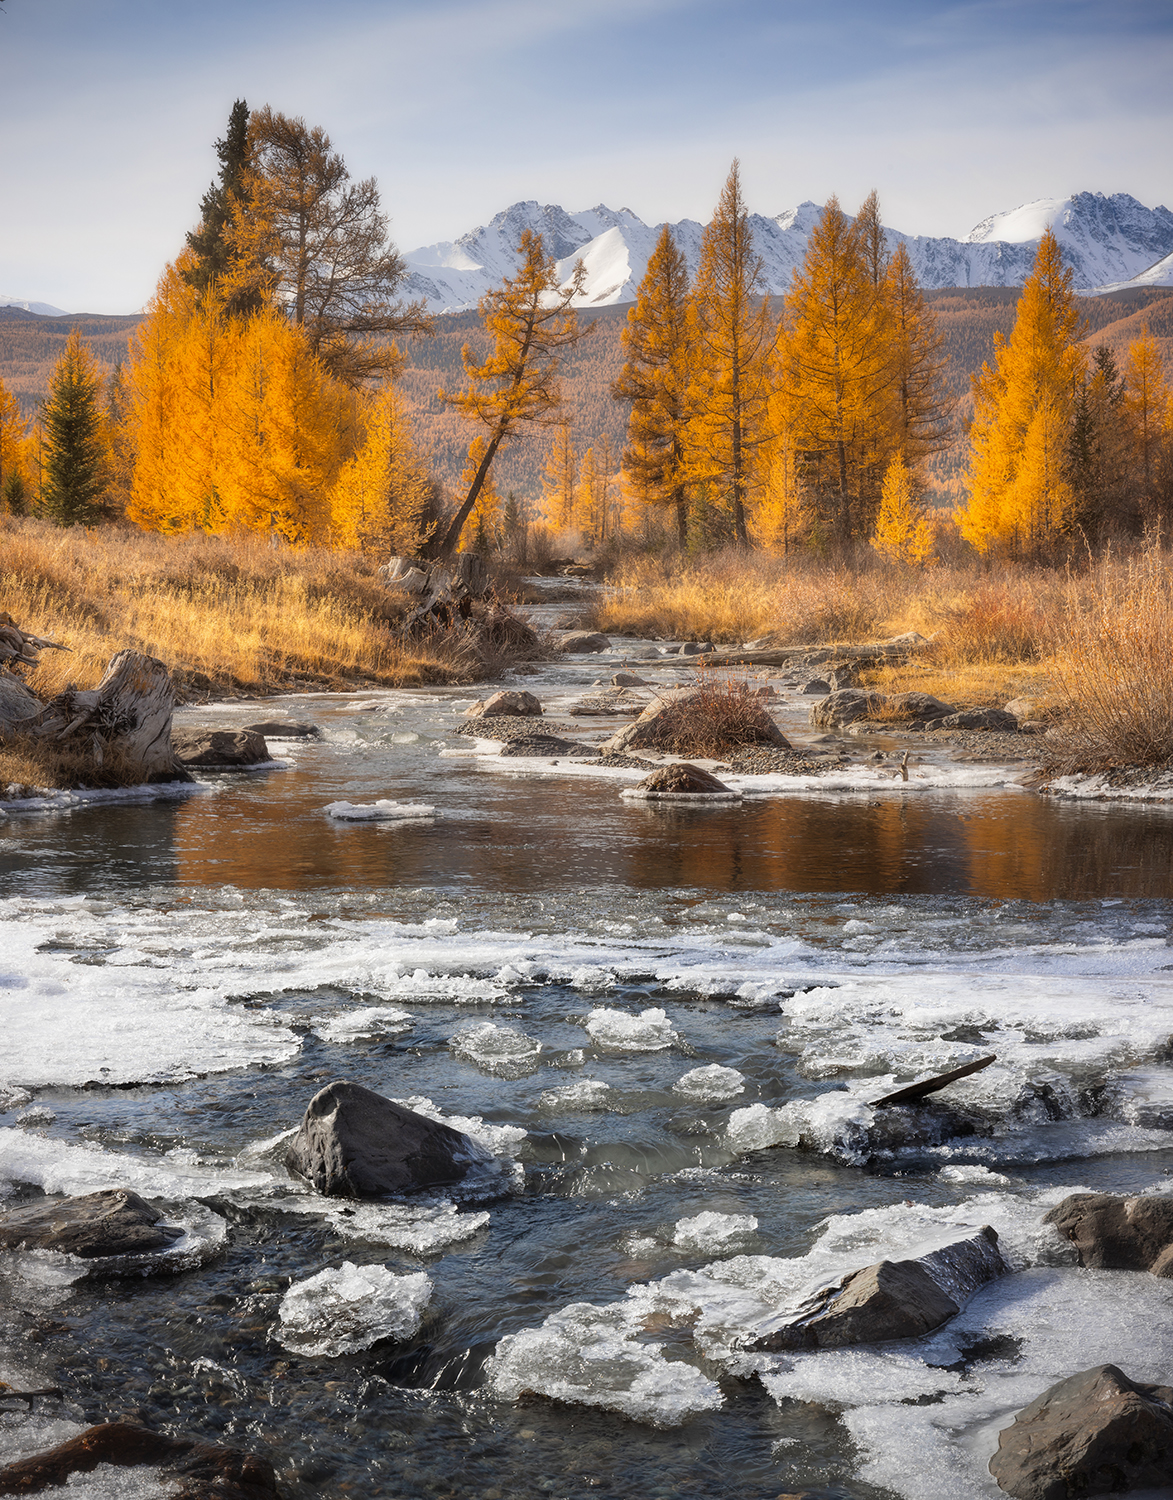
[[3, 630, 1173, 1500]]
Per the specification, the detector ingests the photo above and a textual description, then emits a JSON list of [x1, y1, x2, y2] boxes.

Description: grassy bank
[[0, 519, 536, 790], [588, 549, 1173, 770], [0, 519, 510, 701]]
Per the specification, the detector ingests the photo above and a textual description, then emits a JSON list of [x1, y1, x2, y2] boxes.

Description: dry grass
[[1047, 548, 1173, 771], [0, 518, 520, 699]]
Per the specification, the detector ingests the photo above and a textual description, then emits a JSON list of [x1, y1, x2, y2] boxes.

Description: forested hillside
[[2, 288, 1169, 504]]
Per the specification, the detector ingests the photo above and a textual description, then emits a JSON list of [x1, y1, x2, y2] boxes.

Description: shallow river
[[3, 634, 1173, 1500]]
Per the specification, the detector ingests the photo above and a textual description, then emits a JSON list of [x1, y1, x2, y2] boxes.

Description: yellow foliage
[[871, 452, 935, 565], [0, 377, 34, 510], [1121, 326, 1169, 497], [960, 229, 1083, 555], [539, 420, 578, 531], [126, 261, 355, 542], [332, 381, 433, 554]]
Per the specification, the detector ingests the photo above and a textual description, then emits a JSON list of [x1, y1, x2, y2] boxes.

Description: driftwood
[[381, 552, 493, 634], [0, 632, 186, 785], [871, 1054, 996, 1107]]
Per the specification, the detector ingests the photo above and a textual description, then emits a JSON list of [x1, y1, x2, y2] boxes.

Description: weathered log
[[0, 650, 187, 785], [380, 552, 494, 634], [0, 611, 70, 669]]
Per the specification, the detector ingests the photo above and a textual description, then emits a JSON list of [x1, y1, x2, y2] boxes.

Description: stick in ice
[[870, 1054, 996, 1108]]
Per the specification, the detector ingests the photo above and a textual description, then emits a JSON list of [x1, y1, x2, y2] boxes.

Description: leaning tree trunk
[[1, 651, 186, 784]]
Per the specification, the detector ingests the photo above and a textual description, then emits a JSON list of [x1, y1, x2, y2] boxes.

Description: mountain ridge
[[402, 191, 1173, 314]]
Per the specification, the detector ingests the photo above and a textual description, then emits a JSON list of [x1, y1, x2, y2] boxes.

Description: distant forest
[[4, 285, 1170, 507]]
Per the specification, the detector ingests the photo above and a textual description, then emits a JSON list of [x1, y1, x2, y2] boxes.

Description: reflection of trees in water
[[170, 769, 1173, 902], [958, 798, 1173, 902]]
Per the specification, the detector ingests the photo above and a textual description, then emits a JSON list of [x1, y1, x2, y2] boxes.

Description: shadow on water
[[4, 766, 1173, 901]]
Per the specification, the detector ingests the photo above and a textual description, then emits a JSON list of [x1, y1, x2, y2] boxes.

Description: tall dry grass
[[0, 519, 493, 698], [1048, 547, 1173, 770]]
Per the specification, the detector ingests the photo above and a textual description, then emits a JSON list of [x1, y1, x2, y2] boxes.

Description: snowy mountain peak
[[401, 192, 1173, 314], [1, 295, 68, 317]]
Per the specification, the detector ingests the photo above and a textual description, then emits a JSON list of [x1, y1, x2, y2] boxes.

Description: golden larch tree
[[612, 224, 694, 546], [0, 377, 34, 514], [687, 161, 772, 546], [884, 241, 951, 465], [960, 228, 1083, 556], [778, 195, 894, 543], [332, 380, 433, 554], [436, 229, 588, 559], [871, 451, 935, 565], [540, 419, 579, 532], [1122, 326, 1169, 503]]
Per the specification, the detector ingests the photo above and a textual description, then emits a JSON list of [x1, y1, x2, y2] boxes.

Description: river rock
[[285, 1081, 485, 1197], [0, 1421, 282, 1499], [560, 631, 611, 653], [679, 641, 714, 656], [465, 690, 543, 719], [243, 720, 321, 740], [989, 1365, 1173, 1500], [632, 763, 735, 795], [601, 688, 790, 755], [1042, 1192, 1173, 1275], [800, 679, 830, 695], [810, 689, 956, 730], [0, 1190, 182, 1258], [752, 1226, 1006, 1351], [612, 672, 653, 688], [935, 708, 1019, 732], [497, 734, 591, 758], [171, 728, 270, 769]]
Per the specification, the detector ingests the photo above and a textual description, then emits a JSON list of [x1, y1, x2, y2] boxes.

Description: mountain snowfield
[[403, 191, 1173, 313]]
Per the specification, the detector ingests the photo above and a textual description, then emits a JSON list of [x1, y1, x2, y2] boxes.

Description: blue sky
[[2, 0, 1171, 312]]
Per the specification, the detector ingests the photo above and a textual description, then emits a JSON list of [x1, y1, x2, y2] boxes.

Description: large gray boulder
[[172, 728, 270, 769], [810, 689, 956, 730], [989, 1365, 1173, 1500], [935, 708, 1019, 732], [631, 763, 736, 796], [0, 1189, 182, 1258], [464, 690, 543, 719], [1043, 1192, 1173, 1275], [285, 1080, 487, 1197], [752, 1226, 1006, 1351], [560, 630, 611, 654]]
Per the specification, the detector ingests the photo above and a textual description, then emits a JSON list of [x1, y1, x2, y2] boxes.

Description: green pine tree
[[184, 99, 264, 313], [41, 333, 107, 526]]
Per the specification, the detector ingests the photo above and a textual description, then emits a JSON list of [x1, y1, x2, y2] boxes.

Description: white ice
[[584, 1006, 677, 1052], [323, 799, 436, 821], [312, 1005, 413, 1043], [673, 1065, 745, 1102], [449, 1020, 542, 1078], [672, 1212, 758, 1255], [277, 1262, 432, 1356]]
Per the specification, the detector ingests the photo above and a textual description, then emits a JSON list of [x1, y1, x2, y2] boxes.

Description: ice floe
[[672, 1064, 745, 1101], [311, 1005, 413, 1043], [277, 1262, 433, 1356], [672, 1211, 758, 1255], [0, 1129, 273, 1200], [323, 799, 436, 821], [584, 1006, 678, 1052], [448, 1020, 542, 1078]]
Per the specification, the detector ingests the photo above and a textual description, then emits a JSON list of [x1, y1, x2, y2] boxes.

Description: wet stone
[[0, 1189, 182, 1258], [172, 728, 270, 769]]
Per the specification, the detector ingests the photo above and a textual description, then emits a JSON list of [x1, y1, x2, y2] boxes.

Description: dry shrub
[[0, 517, 525, 696], [926, 582, 1056, 665], [644, 674, 784, 757], [0, 731, 156, 792], [1048, 547, 1173, 770]]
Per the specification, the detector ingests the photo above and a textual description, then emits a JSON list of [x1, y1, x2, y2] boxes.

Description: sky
[[2, 0, 1171, 314]]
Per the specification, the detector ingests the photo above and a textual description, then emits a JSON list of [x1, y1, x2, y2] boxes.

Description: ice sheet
[[0, 1129, 274, 1199], [277, 1262, 433, 1356], [673, 1065, 746, 1101], [449, 1020, 542, 1078], [311, 1005, 413, 1043], [672, 1211, 758, 1254]]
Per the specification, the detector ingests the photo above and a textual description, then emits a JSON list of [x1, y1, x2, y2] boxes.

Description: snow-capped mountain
[[402, 192, 1173, 313], [0, 295, 68, 317]]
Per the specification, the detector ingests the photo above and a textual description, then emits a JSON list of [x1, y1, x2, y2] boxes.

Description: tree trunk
[[1, 651, 186, 784]]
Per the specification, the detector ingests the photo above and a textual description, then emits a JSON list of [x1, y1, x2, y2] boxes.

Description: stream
[[3, 616, 1173, 1500]]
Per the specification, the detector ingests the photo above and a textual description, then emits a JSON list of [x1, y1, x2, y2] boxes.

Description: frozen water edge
[[0, 779, 205, 815], [1045, 771, 1173, 805]]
